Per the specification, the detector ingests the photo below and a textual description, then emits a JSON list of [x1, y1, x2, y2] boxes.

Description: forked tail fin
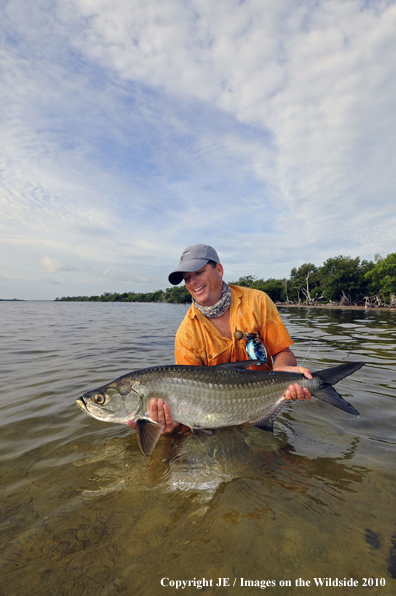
[[313, 361, 365, 385], [312, 361, 365, 415]]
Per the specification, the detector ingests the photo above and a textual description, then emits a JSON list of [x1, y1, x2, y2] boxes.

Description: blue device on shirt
[[245, 337, 267, 364]]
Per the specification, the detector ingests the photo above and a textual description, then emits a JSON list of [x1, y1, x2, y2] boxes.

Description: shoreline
[[276, 303, 395, 311], [1, 300, 394, 311]]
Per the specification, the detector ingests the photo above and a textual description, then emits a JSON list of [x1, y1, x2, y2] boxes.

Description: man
[[149, 244, 312, 434]]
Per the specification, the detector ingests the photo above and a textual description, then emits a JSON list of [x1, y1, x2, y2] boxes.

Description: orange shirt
[[175, 285, 293, 371]]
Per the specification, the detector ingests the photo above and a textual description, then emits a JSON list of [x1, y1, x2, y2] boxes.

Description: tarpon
[[76, 361, 364, 457]]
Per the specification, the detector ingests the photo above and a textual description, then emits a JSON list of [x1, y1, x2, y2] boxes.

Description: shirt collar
[[188, 283, 243, 320]]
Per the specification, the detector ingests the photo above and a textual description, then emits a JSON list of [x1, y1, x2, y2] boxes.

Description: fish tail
[[313, 361, 365, 385], [315, 385, 360, 415], [312, 362, 365, 416]]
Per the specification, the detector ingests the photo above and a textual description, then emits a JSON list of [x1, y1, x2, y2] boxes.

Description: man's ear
[[215, 262, 224, 278]]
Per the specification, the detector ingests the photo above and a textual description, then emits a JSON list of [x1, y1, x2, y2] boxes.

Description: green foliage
[[229, 276, 286, 302], [229, 275, 257, 288], [54, 252, 395, 306], [316, 255, 374, 303], [254, 278, 286, 302], [163, 286, 192, 303], [289, 263, 320, 303], [365, 253, 396, 301], [56, 290, 167, 303]]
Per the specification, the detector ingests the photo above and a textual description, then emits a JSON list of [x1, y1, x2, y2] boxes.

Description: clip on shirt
[[234, 330, 267, 364]]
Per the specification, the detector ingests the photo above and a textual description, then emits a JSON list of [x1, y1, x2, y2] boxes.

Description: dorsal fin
[[217, 360, 260, 371]]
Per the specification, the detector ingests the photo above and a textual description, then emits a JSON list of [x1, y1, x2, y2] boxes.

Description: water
[[0, 302, 395, 595]]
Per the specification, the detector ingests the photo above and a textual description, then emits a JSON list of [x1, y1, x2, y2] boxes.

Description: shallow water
[[0, 302, 395, 595]]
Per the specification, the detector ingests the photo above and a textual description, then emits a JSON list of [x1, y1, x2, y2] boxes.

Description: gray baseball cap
[[168, 244, 220, 285]]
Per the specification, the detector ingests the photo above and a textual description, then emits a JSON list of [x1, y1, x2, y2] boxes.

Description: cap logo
[[180, 250, 190, 263]]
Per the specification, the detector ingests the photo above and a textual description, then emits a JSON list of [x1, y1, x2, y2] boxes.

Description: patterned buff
[[193, 281, 232, 318]]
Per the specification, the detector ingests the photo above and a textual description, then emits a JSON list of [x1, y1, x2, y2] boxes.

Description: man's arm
[[272, 347, 312, 402]]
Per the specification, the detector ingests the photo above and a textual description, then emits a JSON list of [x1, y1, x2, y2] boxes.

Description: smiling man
[[148, 244, 313, 434]]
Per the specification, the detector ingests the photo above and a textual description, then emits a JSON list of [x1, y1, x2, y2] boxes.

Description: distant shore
[[276, 302, 395, 311], [1, 299, 394, 311]]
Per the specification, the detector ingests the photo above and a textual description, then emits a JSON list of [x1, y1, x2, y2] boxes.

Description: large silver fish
[[76, 361, 364, 457]]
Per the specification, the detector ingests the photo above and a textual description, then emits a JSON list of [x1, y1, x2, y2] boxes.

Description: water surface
[[0, 302, 395, 595]]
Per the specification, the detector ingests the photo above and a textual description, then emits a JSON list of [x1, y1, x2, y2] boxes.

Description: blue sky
[[1, 0, 395, 300]]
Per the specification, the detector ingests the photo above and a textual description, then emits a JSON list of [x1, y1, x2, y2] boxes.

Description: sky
[[1, 0, 395, 300]]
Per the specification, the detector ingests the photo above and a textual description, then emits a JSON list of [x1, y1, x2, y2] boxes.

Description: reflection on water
[[0, 302, 395, 595]]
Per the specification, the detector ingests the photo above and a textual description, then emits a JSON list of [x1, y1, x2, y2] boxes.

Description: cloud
[[102, 270, 149, 284], [40, 276, 62, 285], [0, 274, 8, 290], [69, 0, 396, 219], [0, 0, 395, 299], [39, 256, 77, 273]]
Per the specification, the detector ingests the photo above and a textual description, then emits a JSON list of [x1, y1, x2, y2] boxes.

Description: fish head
[[76, 376, 142, 425]]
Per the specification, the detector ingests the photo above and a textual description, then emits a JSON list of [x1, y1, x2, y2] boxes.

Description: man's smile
[[193, 285, 205, 293]]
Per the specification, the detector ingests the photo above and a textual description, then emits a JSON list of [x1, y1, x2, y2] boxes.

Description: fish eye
[[92, 393, 106, 405]]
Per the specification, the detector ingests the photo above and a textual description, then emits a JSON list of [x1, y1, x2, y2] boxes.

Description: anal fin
[[191, 428, 214, 435], [250, 419, 275, 432], [249, 401, 285, 432], [136, 418, 164, 457]]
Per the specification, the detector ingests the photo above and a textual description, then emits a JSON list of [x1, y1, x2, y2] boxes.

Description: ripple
[[1, 302, 396, 594]]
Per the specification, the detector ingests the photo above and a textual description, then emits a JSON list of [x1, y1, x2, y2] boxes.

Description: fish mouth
[[76, 396, 88, 412]]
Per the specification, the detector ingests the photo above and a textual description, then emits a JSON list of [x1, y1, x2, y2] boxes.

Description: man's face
[[183, 263, 224, 306]]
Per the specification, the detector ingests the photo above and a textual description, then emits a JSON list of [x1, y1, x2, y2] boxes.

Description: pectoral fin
[[136, 418, 164, 457]]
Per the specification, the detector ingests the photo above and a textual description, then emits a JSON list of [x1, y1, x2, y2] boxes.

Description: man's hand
[[126, 398, 184, 434], [281, 365, 313, 402], [273, 348, 313, 402], [148, 398, 181, 434]]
